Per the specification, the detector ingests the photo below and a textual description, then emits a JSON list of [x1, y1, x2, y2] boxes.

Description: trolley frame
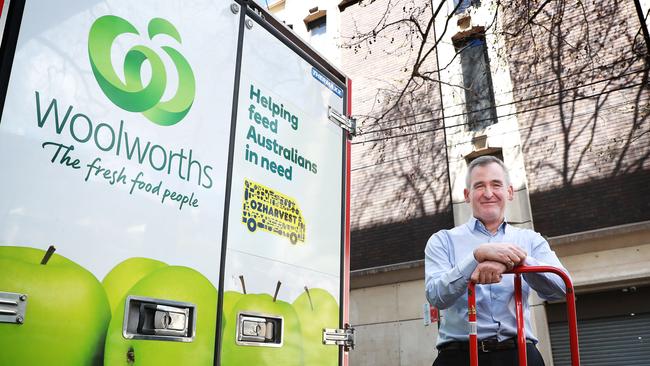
[[467, 265, 580, 366]]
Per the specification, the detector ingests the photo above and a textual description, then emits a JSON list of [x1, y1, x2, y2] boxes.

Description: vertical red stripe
[[342, 78, 352, 366]]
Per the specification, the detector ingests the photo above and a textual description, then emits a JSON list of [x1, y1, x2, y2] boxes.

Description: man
[[425, 156, 568, 366]]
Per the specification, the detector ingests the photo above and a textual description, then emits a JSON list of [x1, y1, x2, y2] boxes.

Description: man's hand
[[473, 243, 527, 270], [471, 261, 508, 284]]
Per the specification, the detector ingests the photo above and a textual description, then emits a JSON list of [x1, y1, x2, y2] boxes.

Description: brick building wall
[[341, 0, 454, 270], [339, 0, 650, 266], [503, 0, 650, 236]]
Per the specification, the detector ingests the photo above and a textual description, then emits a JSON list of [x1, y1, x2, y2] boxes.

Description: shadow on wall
[[351, 210, 454, 271], [502, 1, 650, 237], [530, 168, 650, 237]]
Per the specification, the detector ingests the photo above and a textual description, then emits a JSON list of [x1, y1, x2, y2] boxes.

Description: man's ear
[[507, 185, 514, 201], [464, 188, 470, 203]]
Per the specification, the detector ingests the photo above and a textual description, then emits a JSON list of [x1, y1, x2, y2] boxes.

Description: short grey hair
[[465, 155, 511, 189]]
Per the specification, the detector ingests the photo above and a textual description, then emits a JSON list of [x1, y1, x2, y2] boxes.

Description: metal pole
[[468, 282, 478, 366], [514, 274, 528, 365]]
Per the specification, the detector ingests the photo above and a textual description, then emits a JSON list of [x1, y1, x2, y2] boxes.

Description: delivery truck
[[0, 0, 355, 365]]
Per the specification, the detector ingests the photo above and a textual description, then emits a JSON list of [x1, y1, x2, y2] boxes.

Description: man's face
[[464, 162, 514, 225]]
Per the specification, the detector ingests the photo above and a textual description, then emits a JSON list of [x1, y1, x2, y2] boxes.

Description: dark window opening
[[307, 17, 327, 32], [304, 9, 326, 31], [306, 16, 326, 32], [455, 36, 498, 131], [453, 0, 481, 14]]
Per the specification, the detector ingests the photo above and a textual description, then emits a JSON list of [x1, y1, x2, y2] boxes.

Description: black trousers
[[432, 343, 545, 366]]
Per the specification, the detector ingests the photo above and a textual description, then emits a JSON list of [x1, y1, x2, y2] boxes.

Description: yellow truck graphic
[[241, 179, 306, 244]]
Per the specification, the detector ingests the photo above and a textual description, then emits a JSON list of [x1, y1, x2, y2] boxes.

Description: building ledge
[[338, 0, 361, 11], [350, 221, 650, 289], [549, 220, 650, 257], [351, 259, 424, 289], [268, 0, 285, 12], [549, 220, 650, 245]]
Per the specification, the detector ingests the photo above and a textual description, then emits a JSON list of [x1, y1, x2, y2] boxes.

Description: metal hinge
[[328, 107, 356, 136], [323, 324, 355, 351], [0, 291, 28, 325]]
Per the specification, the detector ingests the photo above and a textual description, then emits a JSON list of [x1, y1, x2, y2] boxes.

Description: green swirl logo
[[88, 16, 195, 126]]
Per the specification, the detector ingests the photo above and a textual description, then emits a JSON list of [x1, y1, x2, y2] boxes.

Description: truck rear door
[[0, 1, 351, 365], [218, 3, 350, 366]]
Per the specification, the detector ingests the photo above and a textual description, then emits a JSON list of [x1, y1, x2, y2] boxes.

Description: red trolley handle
[[467, 265, 580, 366]]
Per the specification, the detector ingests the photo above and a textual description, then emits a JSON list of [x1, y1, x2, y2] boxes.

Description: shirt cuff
[[457, 254, 479, 281]]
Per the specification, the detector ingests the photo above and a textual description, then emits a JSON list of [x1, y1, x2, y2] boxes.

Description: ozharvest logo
[[88, 15, 195, 126]]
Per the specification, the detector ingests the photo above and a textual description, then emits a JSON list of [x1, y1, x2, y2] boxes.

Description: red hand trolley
[[467, 265, 580, 366]]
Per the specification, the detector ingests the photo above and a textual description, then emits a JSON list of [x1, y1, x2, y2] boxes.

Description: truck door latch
[[123, 296, 196, 342], [236, 313, 283, 347], [323, 323, 355, 351]]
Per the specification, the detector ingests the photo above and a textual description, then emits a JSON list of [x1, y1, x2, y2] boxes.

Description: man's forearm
[[425, 254, 478, 309], [522, 257, 568, 301]]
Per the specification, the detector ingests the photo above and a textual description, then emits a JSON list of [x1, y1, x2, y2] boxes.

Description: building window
[[455, 36, 497, 130], [309, 16, 326, 39], [453, 0, 481, 14], [304, 9, 327, 52]]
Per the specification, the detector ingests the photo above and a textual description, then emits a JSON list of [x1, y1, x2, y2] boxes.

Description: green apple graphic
[[293, 287, 339, 366], [102, 257, 167, 313], [221, 281, 304, 366], [104, 265, 217, 366], [221, 290, 243, 332], [222, 291, 243, 316], [0, 245, 111, 366]]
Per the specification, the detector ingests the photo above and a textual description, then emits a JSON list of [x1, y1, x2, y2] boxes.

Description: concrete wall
[[348, 219, 650, 366], [349, 278, 438, 366], [551, 221, 650, 293]]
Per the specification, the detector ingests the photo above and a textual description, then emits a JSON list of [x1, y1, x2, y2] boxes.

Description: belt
[[438, 338, 534, 353]]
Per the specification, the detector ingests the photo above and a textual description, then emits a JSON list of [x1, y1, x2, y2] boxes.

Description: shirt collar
[[467, 216, 508, 235]]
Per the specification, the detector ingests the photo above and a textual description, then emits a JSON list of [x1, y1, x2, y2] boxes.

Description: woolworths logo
[[88, 15, 195, 126]]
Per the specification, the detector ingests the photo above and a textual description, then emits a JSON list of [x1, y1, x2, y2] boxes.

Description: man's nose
[[483, 187, 493, 198]]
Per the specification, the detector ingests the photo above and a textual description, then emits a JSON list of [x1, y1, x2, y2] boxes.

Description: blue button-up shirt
[[425, 217, 568, 346]]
